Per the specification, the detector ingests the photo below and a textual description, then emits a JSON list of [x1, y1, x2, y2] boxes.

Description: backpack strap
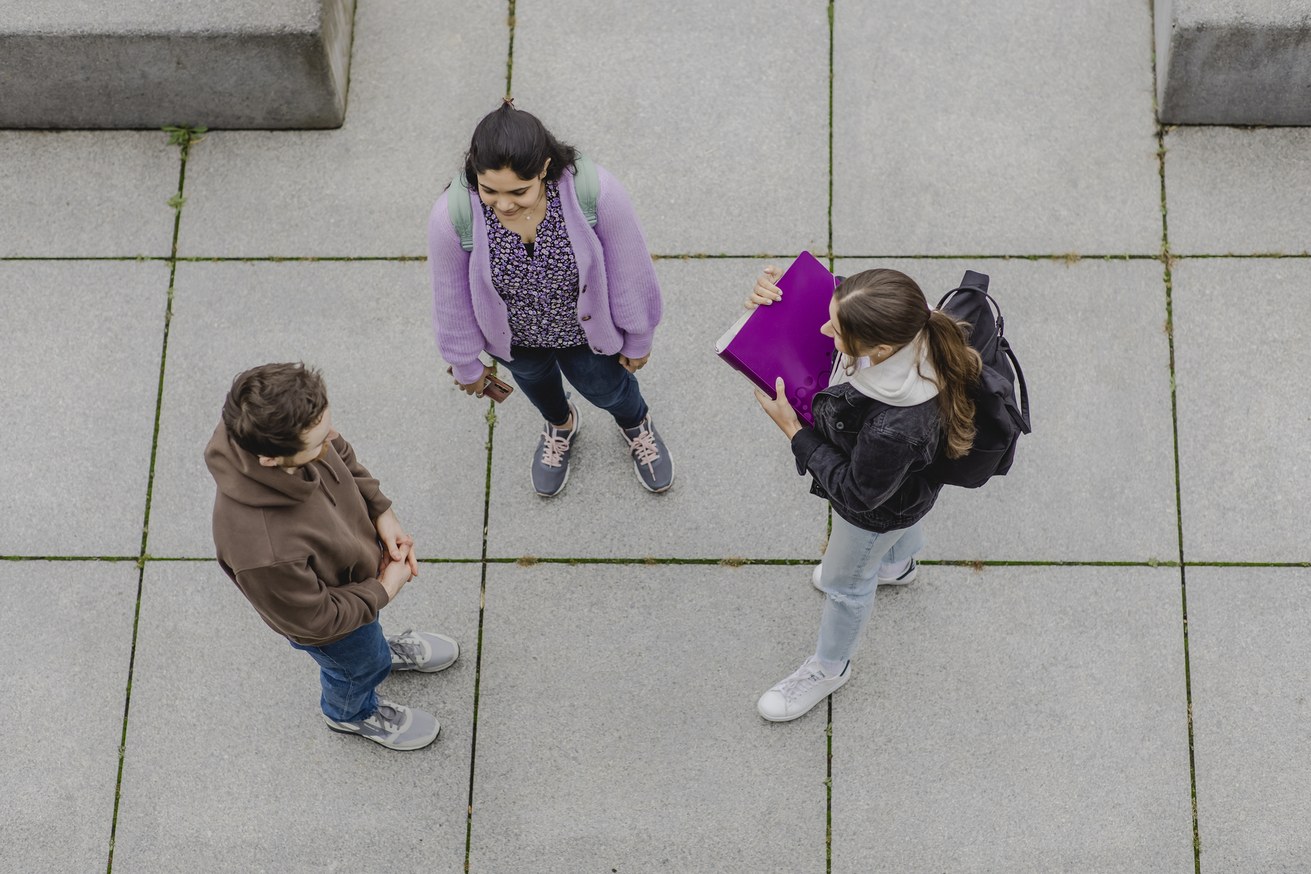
[[447, 171, 475, 252], [572, 154, 599, 227], [1003, 342, 1032, 433], [448, 157, 599, 252]]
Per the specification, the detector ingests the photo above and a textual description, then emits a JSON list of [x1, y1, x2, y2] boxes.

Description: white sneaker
[[811, 557, 918, 591], [756, 656, 851, 722]]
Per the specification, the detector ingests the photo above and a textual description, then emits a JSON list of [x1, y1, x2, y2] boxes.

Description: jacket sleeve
[[232, 558, 391, 646], [428, 191, 488, 385], [332, 433, 392, 520], [790, 424, 920, 515], [593, 166, 663, 359]]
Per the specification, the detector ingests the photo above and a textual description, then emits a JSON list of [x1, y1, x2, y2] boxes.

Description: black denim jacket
[[789, 382, 944, 533]]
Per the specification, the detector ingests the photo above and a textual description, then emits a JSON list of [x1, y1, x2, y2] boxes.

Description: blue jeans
[[289, 620, 392, 722], [495, 344, 648, 429], [814, 514, 925, 665]]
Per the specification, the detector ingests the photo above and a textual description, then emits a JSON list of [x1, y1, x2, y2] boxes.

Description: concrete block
[[835, 258, 1179, 563], [1164, 126, 1311, 255], [112, 560, 480, 872], [0, 261, 169, 556], [470, 563, 826, 872], [484, 258, 826, 561], [0, 561, 137, 873], [1173, 258, 1311, 561], [175, 0, 504, 257], [0, 1, 355, 129], [1156, 0, 1311, 125], [1188, 567, 1311, 871], [512, 0, 828, 256], [833, 0, 1160, 256], [146, 261, 489, 559], [0, 131, 177, 257], [832, 565, 1194, 872]]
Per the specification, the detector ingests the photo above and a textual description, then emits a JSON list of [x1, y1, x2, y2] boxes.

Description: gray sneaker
[[532, 402, 579, 497], [323, 698, 440, 751], [387, 628, 459, 673], [619, 415, 674, 493]]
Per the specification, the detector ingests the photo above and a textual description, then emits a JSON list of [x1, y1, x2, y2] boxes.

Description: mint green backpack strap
[[572, 154, 599, 227], [447, 172, 474, 252]]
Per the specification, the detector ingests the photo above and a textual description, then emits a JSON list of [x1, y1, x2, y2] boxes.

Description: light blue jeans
[[814, 514, 925, 665]]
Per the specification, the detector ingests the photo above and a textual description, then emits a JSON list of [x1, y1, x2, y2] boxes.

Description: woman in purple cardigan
[[428, 101, 673, 497]]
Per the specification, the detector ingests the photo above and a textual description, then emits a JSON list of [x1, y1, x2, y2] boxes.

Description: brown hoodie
[[205, 421, 393, 646]]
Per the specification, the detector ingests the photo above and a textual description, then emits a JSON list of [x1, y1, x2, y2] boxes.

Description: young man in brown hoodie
[[205, 362, 458, 751]]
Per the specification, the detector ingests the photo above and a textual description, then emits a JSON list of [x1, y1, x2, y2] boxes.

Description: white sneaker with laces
[[811, 557, 918, 591], [757, 655, 851, 722]]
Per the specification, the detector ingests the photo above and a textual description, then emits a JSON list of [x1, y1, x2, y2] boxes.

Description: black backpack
[[924, 270, 1031, 488]]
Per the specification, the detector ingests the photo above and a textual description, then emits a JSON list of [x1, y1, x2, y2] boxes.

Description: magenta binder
[[715, 251, 839, 426]]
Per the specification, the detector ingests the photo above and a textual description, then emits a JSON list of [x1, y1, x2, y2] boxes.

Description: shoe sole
[[757, 672, 851, 722], [534, 404, 580, 498], [324, 720, 441, 751]]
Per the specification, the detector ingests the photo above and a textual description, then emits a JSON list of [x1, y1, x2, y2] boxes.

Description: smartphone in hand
[[448, 366, 514, 403], [480, 373, 514, 403]]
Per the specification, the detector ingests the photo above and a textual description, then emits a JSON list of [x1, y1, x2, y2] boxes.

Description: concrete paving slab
[[175, 0, 505, 257], [0, 132, 177, 257], [1164, 127, 1311, 256], [1173, 258, 1309, 562], [484, 258, 827, 561], [511, 0, 829, 256], [835, 257, 1178, 562], [0, 560, 137, 873], [1188, 566, 1311, 871], [112, 560, 479, 873], [0, 261, 169, 556], [832, 565, 1193, 872], [145, 261, 487, 559], [833, 0, 1160, 256], [469, 563, 826, 872]]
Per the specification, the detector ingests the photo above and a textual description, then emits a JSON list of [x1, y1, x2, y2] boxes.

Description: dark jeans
[[289, 619, 391, 722], [496, 344, 649, 429]]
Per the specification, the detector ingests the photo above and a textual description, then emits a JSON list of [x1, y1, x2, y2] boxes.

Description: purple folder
[[715, 251, 839, 426]]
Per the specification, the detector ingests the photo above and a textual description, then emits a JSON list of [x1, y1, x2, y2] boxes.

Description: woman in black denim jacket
[[748, 266, 982, 722]]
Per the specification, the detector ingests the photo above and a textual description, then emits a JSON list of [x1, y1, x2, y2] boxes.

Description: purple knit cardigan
[[428, 163, 663, 385]]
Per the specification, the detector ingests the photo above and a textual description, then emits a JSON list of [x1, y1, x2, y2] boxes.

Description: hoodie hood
[[204, 421, 323, 508], [834, 332, 940, 407]]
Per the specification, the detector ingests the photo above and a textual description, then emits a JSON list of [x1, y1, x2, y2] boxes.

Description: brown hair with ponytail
[[833, 269, 983, 459]]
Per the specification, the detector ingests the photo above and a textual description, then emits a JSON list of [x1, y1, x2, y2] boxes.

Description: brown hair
[[222, 362, 329, 458], [834, 269, 982, 459]]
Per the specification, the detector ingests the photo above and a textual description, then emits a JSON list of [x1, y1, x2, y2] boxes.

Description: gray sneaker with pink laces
[[532, 402, 579, 497], [620, 415, 674, 493]]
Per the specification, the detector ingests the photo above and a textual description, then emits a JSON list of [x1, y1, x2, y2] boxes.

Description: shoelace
[[388, 629, 424, 666], [778, 661, 827, 702], [626, 426, 660, 467], [366, 701, 404, 734], [539, 430, 571, 468]]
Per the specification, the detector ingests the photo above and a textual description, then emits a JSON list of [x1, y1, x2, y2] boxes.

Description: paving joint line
[[466, 9, 516, 866], [104, 127, 194, 874], [1149, 12, 1202, 869]]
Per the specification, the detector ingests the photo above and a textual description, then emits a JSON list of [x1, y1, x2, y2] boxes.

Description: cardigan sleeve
[[592, 166, 663, 359], [428, 191, 488, 385]]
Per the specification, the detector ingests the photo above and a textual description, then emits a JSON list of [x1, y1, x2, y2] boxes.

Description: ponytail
[[923, 310, 982, 459]]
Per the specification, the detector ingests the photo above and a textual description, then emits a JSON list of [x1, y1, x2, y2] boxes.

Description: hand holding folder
[[715, 251, 839, 426]]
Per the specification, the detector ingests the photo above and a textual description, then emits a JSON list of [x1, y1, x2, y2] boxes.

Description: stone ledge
[[0, 0, 355, 129], [1156, 0, 1311, 125]]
